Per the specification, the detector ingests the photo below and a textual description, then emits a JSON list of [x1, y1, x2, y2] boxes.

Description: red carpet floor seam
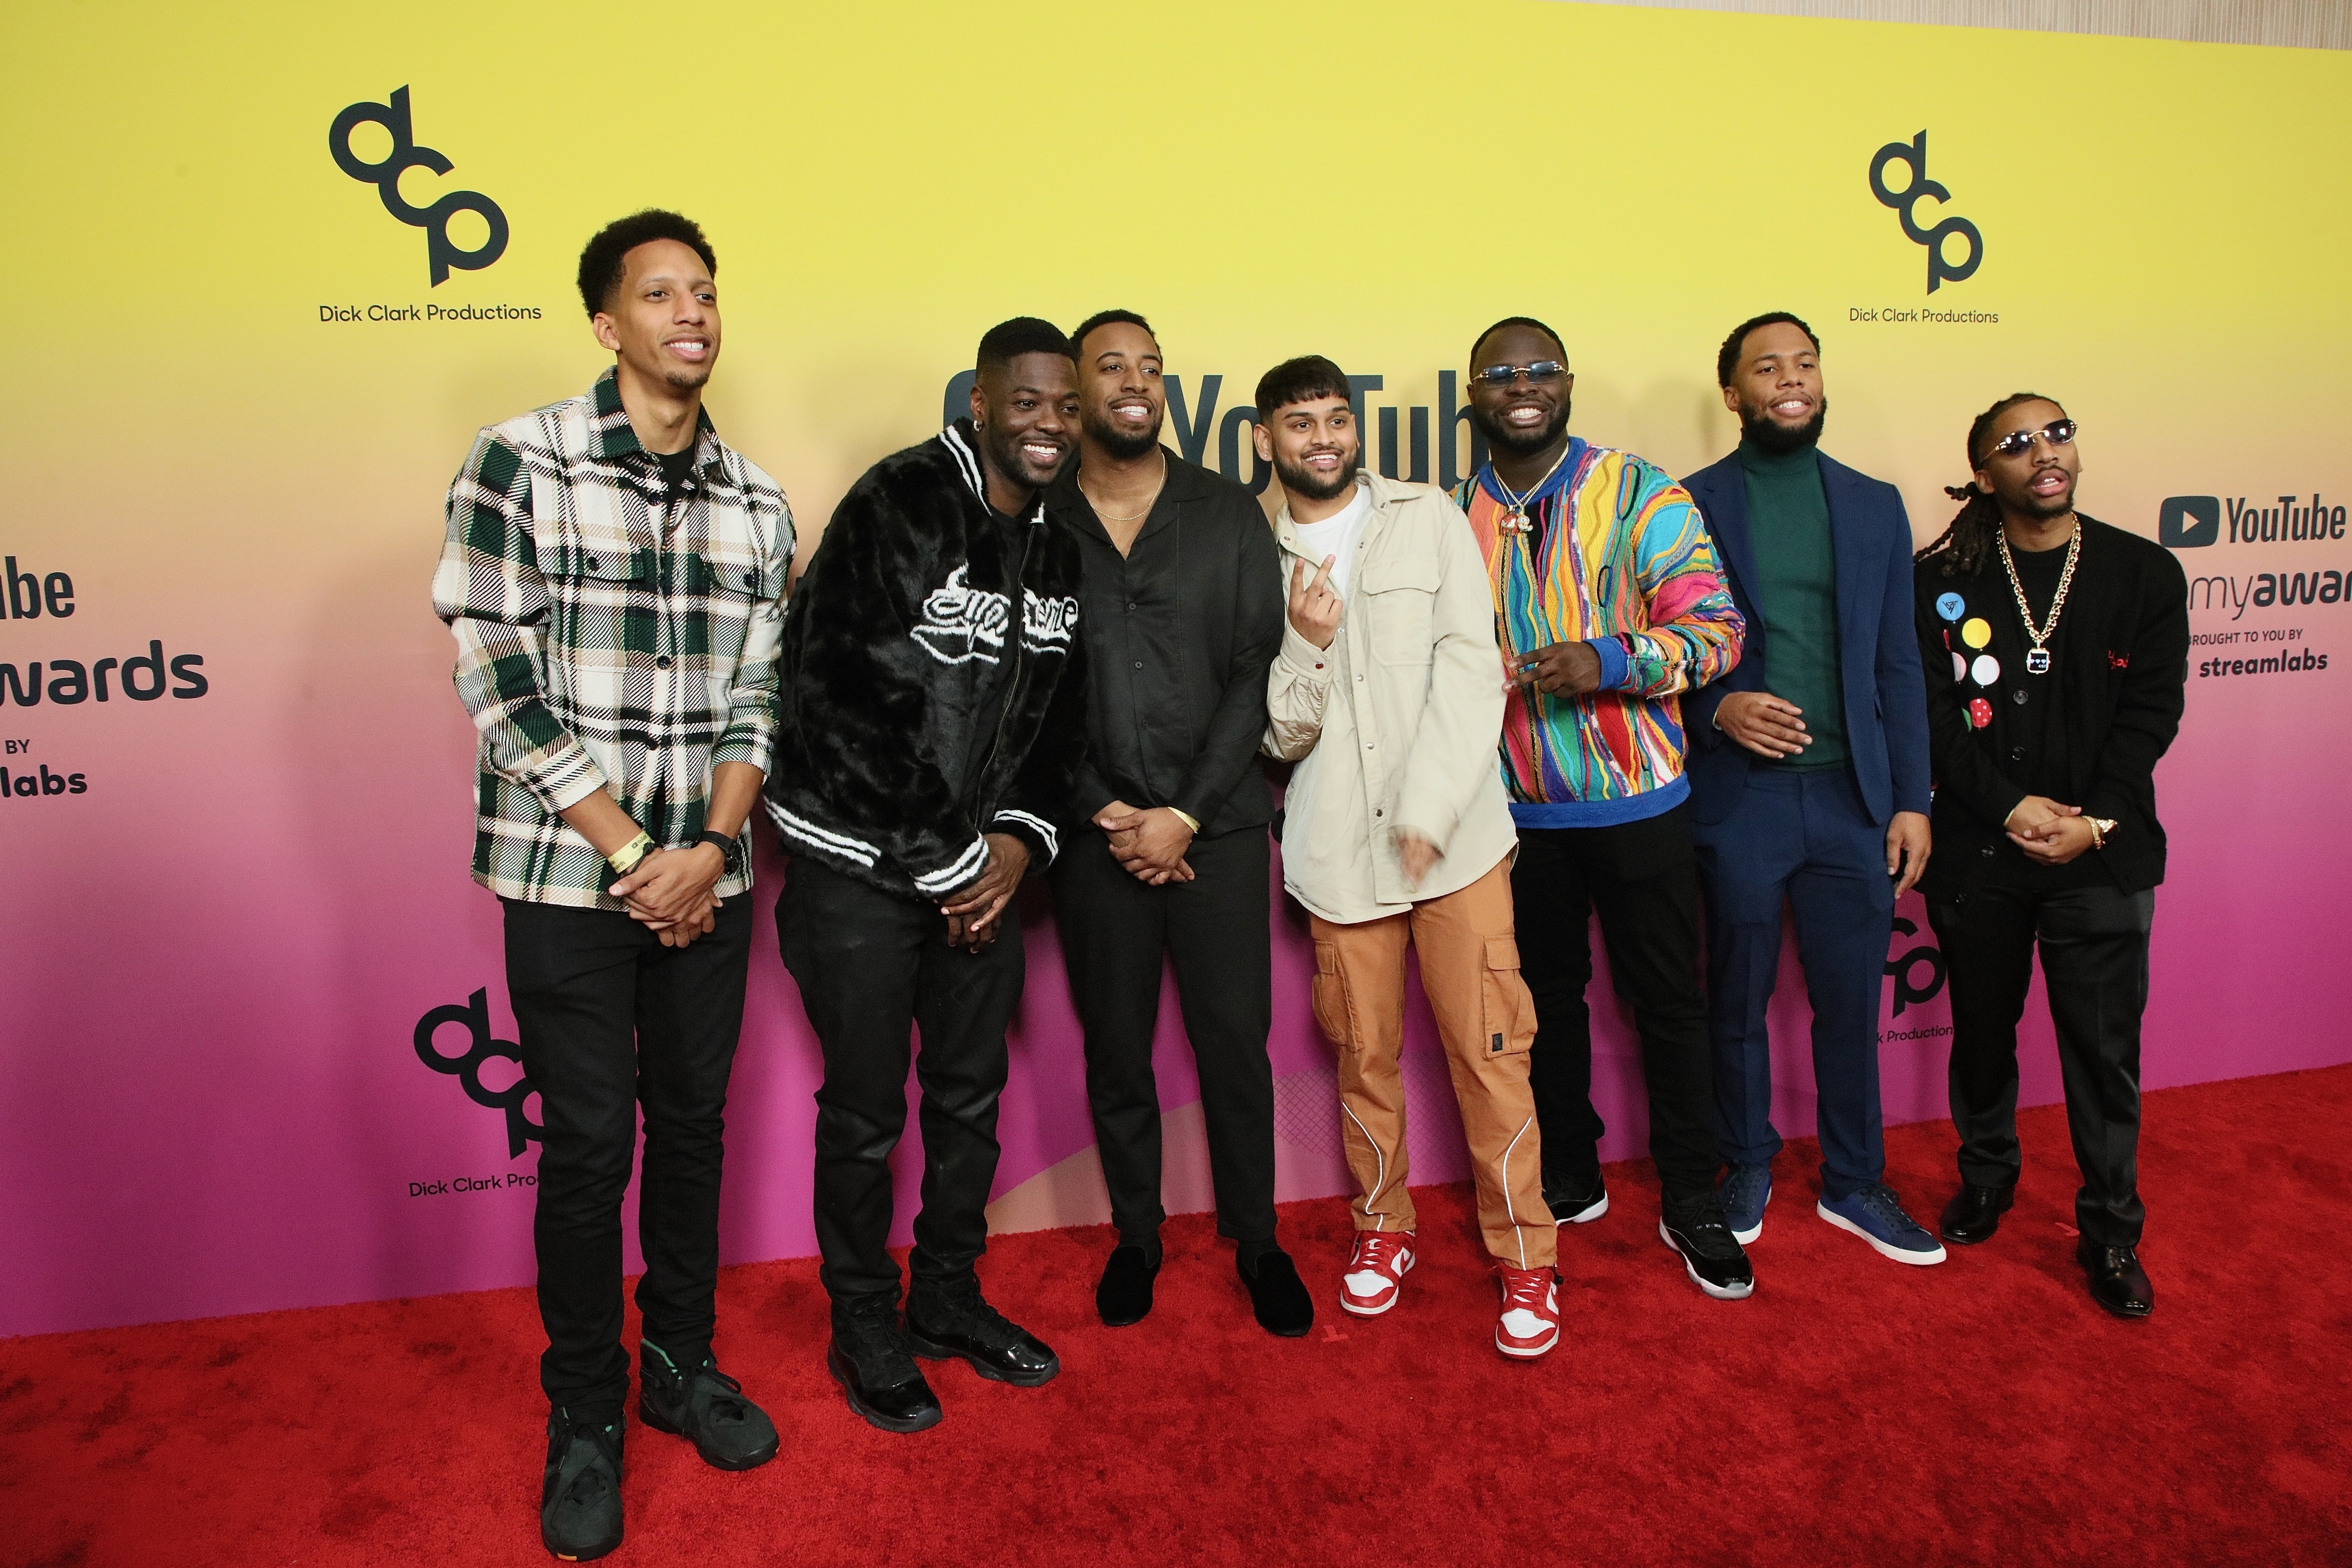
[[4, 1067, 2348, 1567]]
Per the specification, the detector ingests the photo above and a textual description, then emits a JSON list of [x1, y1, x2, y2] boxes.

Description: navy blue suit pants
[[1692, 769, 1893, 1200]]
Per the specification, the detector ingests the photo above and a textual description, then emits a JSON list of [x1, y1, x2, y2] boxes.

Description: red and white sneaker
[[1338, 1231, 1416, 1316], [1494, 1264, 1560, 1358]]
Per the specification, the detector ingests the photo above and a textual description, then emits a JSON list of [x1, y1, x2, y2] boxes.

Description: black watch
[[696, 828, 738, 865]]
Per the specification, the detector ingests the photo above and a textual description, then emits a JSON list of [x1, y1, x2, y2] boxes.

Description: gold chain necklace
[[1490, 442, 1572, 533], [1997, 519, 2081, 675], [1080, 454, 1167, 525]]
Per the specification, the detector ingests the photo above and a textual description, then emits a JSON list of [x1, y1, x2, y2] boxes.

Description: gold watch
[[2089, 818, 2118, 849]]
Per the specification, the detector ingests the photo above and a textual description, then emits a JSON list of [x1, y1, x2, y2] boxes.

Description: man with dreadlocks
[[1683, 312, 1944, 1268], [1912, 393, 2187, 1319]]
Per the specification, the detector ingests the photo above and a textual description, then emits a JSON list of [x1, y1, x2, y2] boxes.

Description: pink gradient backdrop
[[1, 617, 2337, 1338]]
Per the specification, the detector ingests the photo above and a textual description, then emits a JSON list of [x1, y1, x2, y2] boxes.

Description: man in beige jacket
[[1255, 355, 1558, 1359]]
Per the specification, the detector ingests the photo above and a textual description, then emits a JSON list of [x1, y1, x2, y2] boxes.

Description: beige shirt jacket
[[1264, 470, 1516, 925]]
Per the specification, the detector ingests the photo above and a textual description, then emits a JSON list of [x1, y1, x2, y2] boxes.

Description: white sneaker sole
[[1658, 1219, 1756, 1300], [1338, 1249, 1415, 1316], [1552, 1191, 1609, 1225], [1729, 1185, 1767, 1246], [1495, 1324, 1558, 1359], [1816, 1200, 1948, 1265]]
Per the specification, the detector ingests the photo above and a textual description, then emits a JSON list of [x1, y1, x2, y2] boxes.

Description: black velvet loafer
[[1238, 1248, 1314, 1337], [1095, 1243, 1159, 1328]]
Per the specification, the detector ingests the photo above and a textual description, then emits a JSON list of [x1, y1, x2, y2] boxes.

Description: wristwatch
[[697, 828, 739, 867], [2088, 818, 2119, 849]]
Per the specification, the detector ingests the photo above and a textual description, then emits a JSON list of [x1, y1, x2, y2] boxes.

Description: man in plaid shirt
[[432, 210, 790, 1563]]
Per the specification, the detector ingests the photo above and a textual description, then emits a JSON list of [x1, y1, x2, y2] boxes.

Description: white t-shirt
[[1288, 481, 1372, 600], [1280, 481, 1372, 884]]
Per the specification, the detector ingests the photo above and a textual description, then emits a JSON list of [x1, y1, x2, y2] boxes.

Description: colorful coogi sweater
[[1453, 439, 1745, 827]]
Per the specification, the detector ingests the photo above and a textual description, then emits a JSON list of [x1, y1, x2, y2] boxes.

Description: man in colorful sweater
[[1453, 317, 1753, 1300]]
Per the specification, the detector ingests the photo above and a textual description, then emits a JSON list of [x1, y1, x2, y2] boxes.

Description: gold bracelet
[[607, 830, 656, 875], [1168, 808, 1201, 834]]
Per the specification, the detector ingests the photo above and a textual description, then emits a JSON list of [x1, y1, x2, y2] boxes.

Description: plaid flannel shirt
[[433, 368, 793, 909]]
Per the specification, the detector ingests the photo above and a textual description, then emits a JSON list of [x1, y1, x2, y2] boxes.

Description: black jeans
[[503, 895, 753, 1423], [1512, 805, 1721, 1205], [1926, 882, 2155, 1248], [777, 856, 1027, 1311], [1053, 823, 1277, 1250]]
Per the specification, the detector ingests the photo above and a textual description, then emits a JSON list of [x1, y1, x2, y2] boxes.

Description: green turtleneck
[[1739, 440, 1848, 772]]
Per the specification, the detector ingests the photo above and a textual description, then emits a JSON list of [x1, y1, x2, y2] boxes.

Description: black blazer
[[1912, 516, 2188, 894], [1681, 449, 1931, 827], [1047, 451, 1283, 838]]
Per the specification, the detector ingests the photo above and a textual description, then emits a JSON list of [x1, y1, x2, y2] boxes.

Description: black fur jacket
[[763, 419, 1088, 900]]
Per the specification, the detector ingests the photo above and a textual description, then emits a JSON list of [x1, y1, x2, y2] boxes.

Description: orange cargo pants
[[1307, 857, 1554, 1271]]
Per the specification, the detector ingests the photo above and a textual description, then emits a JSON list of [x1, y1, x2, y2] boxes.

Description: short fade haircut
[[1254, 355, 1352, 416], [977, 317, 1076, 373], [1070, 309, 1157, 357], [577, 209, 717, 319], [1716, 311, 1820, 387], [1470, 315, 1566, 368]]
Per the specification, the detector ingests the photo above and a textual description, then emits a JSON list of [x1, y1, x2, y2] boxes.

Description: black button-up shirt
[[1047, 451, 1283, 837]]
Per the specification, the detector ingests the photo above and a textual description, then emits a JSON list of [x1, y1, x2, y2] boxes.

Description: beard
[[1740, 395, 1827, 455], [1274, 443, 1359, 503], [978, 417, 1067, 490], [1470, 394, 1572, 459], [1080, 402, 1165, 461]]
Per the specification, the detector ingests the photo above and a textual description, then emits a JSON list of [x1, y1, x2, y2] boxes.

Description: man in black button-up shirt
[[1045, 310, 1309, 1336]]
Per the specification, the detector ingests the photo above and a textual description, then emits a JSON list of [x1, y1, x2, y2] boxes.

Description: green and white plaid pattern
[[433, 369, 792, 909]]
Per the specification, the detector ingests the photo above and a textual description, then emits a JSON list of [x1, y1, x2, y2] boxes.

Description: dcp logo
[[2159, 496, 2221, 548], [330, 86, 509, 285], [1869, 130, 1982, 295], [413, 988, 542, 1158]]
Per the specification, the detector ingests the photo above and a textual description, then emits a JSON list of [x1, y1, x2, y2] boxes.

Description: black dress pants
[[777, 856, 1027, 1310], [1511, 805, 1721, 1205], [1926, 882, 2155, 1248], [503, 895, 753, 1423], [1052, 823, 1277, 1249]]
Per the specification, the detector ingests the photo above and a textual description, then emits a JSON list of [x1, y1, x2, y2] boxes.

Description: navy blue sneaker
[[1817, 1183, 1947, 1265], [1720, 1162, 1771, 1245]]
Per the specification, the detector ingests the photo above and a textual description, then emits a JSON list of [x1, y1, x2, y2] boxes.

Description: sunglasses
[[1474, 360, 1568, 387], [1983, 418, 2077, 460]]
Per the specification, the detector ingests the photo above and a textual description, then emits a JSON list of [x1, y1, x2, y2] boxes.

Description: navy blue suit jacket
[[1681, 449, 1931, 828]]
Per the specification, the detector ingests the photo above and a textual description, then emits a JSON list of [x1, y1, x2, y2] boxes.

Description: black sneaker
[[540, 1408, 623, 1563], [827, 1298, 943, 1434], [904, 1275, 1060, 1386], [638, 1339, 780, 1471], [1659, 1198, 1756, 1300], [1544, 1168, 1608, 1225]]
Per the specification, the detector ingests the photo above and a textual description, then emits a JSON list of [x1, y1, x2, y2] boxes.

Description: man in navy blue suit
[[1681, 313, 1944, 1267]]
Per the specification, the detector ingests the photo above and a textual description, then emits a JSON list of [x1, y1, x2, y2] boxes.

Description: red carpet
[[7, 1068, 2349, 1567]]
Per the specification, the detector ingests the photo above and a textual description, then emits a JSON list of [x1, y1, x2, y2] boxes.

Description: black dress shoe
[[826, 1309, 943, 1433], [1939, 1182, 2016, 1245], [904, 1278, 1060, 1386], [1238, 1248, 1314, 1337], [1096, 1243, 1158, 1327], [2077, 1239, 2154, 1319]]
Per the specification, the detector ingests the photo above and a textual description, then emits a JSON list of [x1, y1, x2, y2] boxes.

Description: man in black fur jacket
[[766, 318, 1089, 1433]]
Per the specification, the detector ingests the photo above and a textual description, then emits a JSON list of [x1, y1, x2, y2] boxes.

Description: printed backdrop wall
[[3, 1, 2347, 1339]]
